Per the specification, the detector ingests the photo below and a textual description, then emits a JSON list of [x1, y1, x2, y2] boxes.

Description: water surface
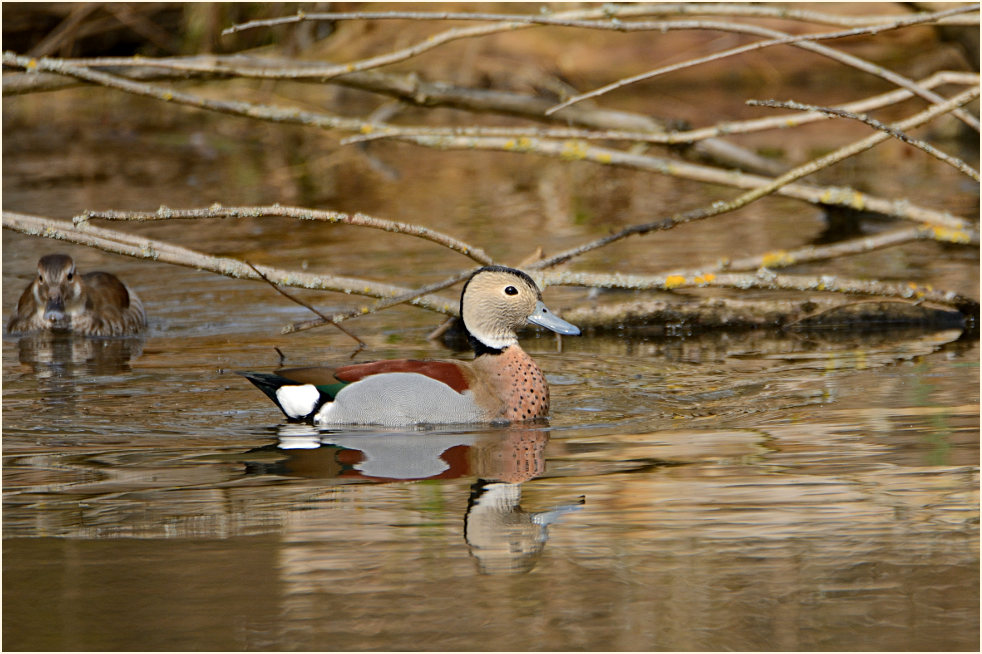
[[3, 79, 979, 651]]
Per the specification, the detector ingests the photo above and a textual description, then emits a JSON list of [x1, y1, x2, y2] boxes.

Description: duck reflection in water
[[244, 426, 583, 574], [13, 331, 144, 378], [464, 428, 584, 575]]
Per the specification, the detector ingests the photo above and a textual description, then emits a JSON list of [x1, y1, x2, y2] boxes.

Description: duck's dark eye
[[504, 285, 518, 296], [66, 272, 74, 281]]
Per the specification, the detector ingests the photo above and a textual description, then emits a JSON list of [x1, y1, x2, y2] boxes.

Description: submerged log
[[439, 297, 971, 349]]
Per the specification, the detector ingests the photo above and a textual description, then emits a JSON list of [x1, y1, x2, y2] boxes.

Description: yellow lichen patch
[[503, 139, 517, 151], [850, 191, 866, 210], [929, 225, 972, 243], [560, 140, 588, 161], [162, 91, 173, 101], [516, 137, 533, 150], [761, 250, 794, 268], [694, 273, 716, 285], [26, 59, 38, 71], [360, 124, 374, 135], [595, 152, 613, 164], [664, 275, 686, 289]]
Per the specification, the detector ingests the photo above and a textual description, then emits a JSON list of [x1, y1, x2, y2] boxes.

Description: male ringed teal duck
[[7, 254, 147, 337], [239, 265, 579, 426]]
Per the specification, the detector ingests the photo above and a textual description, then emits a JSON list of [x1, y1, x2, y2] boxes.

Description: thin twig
[[223, 4, 979, 35], [654, 224, 979, 279], [661, 71, 979, 144], [217, 4, 981, 130], [748, 99, 980, 181], [2, 52, 374, 132], [243, 259, 366, 348], [340, 68, 981, 147], [224, 4, 979, 132], [80, 205, 495, 265], [539, 269, 979, 316], [544, 6, 980, 131], [283, 269, 479, 334]]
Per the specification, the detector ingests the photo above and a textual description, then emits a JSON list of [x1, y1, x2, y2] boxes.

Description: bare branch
[[748, 99, 980, 181], [655, 225, 979, 279], [540, 269, 979, 316], [544, 6, 980, 131], [2, 211, 460, 315], [663, 71, 979, 144], [15, 53, 963, 229], [223, 4, 979, 35], [522, 86, 981, 269], [8, 58, 973, 153], [80, 205, 495, 265], [221, 5, 978, 132], [389, 105, 975, 249], [5, 207, 978, 331], [341, 68, 981, 147]]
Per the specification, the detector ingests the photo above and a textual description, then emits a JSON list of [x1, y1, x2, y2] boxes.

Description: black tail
[[237, 371, 330, 422]]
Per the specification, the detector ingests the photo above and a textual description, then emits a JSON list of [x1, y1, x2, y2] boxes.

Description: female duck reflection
[[246, 426, 583, 574]]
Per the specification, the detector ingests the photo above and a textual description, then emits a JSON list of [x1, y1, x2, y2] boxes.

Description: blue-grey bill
[[527, 300, 580, 335]]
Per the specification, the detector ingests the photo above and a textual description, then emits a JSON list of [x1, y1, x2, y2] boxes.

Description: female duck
[[240, 265, 579, 426], [7, 253, 146, 337]]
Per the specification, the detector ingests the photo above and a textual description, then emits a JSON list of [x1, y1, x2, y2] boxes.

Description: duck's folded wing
[[333, 359, 470, 393], [240, 361, 472, 423]]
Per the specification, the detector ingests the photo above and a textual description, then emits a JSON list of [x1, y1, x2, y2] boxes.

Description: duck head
[[33, 254, 86, 331], [460, 266, 580, 352]]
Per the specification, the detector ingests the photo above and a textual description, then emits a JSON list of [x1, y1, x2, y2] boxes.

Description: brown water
[[3, 87, 979, 651]]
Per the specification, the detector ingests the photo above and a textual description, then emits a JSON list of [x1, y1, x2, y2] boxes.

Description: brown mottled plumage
[[7, 254, 146, 337], [239, 265, 579, 426]]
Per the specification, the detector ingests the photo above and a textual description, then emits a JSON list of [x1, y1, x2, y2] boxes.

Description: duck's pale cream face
[[461, 270, 541, 350], [33, 254, 85, 327]]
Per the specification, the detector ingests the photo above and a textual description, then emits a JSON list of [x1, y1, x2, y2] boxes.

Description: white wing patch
[[275, 383, 321, 419]]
